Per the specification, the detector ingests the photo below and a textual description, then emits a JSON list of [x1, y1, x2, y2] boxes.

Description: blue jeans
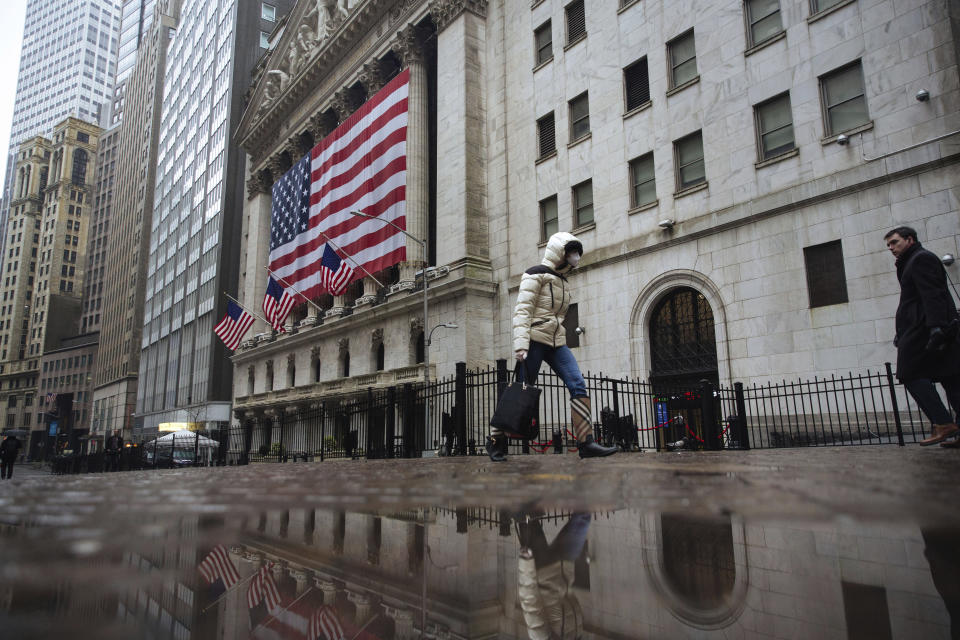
[[524, 342, 587, 398], [903, 377, 960, 425]]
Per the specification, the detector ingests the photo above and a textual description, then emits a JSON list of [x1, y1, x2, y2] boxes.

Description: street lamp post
[[347, 211, 457, 448]]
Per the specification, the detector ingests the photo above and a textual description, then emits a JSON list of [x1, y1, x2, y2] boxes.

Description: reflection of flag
[[269, 70, 409, 299], [309, 606, 346, 640], [214, 300, 255, 350], [198, 545, 240, 596], [248, 563, 282, 612], [263, 276, 296, 332], [318, 244, 354, 296]]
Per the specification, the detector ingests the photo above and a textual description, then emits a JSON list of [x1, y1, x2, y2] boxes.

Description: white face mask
[[566, 253, 581, 268]]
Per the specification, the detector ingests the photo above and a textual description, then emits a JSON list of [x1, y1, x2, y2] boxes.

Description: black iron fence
[[49, 361, 937, 474]]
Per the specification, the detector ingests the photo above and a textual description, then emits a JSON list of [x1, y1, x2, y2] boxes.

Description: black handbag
[[490, 362, 541, 439]]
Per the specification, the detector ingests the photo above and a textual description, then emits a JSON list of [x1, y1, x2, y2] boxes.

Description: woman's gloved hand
[[515, 349, 528, 361]]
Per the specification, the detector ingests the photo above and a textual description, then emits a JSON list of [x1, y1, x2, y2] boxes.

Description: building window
[[754, 92, 795, 160], [624, 57, 650, 112], [820, 61, 869, 136], [71, 149, 88, 185], [540, 196, 558, 242], [259, 31, 270, 49], [745, 0, 783, 48], [668, 30, 698, 89], [261, 2, 276, 21], [76, 131, 89, 143], [565, 0, 586, 45], [534, 20, 552, 66], [629, 153, 656, 209], [376, 343, 385, 371], [568, 92, 590, 142], [537, 112, 556, 159], [573, 180, 593, 227], [804, 240, 848, 308], [811, 0, 848, 14], [674, 131, 706, 191]]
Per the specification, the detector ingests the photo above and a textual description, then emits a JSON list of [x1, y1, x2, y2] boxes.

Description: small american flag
[[318, 244, 354, 296], [308, 605, 346, 640], [213, 300, 254, 351], [269, 70, 409, 298], [262, 276, 296, 332], [198, 545, 240, 589], [247, 562, 281, 612]]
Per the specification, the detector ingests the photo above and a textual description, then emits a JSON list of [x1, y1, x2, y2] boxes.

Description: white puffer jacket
[[513, 232, 583, 353]]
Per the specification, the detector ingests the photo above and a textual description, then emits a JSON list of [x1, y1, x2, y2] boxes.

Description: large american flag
[[309, 606, 346, 640], [268, 69, 409, 299], [198, 545, 240, 589], [214, 301, 254, 351]]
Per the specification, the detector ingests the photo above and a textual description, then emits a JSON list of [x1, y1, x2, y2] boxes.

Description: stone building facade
[[232, 0, 959, 420], [0, 117, 102, 448]]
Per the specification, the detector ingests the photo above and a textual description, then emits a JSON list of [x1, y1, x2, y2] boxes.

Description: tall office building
[[107, 0, 158, 127], [134, 0, 293, 437], [1, 0, 123, 258], [93, 1, 181, 441]]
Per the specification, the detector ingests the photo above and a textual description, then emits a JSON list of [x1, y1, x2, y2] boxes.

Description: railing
[[49, 361, 933, 474]]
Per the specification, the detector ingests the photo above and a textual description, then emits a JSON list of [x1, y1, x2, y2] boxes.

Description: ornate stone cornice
[[393, 22, 428, 67], [330, 87, 356, 123], [429, 0, 487, 32], [358, 60, 387, 94], [246, 171, 272, 200]]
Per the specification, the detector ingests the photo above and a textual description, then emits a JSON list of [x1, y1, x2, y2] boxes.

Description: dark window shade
[[535, 20, 552, 65], [566, 0, 585, 43], [804, 240, 849, 308], [563, 303, 580, 348], [537, 112, 556, 158], [625, 58, 650, 111]]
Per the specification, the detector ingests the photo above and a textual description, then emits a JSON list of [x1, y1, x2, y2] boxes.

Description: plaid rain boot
[[571, 396, 617, 459]]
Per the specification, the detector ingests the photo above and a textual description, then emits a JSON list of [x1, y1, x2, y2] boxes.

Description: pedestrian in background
[[0, 434, 23, 479], [885, 226, 960, 447], [104, 431, 122, 472], [487, 231, 617, 461]]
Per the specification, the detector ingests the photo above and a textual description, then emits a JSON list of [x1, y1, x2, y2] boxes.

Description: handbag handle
[[514, 361, 530, 385]]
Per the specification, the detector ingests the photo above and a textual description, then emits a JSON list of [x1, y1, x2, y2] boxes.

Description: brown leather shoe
[[921, 423, 959, 446]]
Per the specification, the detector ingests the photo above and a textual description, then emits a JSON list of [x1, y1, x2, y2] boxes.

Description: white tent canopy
[[144, 431, 219, 448]]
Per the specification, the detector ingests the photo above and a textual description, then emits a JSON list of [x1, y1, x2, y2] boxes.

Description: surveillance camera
[[915, 89, 930, 102], [574, 326, 585, 335], [943, 254, 956, 266], [836, 134, 849, 146], [658, 219, 675, 229]]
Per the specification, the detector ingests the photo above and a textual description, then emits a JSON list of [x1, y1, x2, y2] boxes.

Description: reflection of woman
[[517, 512, 590, 639], [487, 232, 617, 461]]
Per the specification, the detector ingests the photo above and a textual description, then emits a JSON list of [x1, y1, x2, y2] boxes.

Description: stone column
[[290, 568, 311, 596], [348, 592, 376, 627], [316, 579, 339, 605], [244, 165, 273, 335], [354, 61, 389, 305], [388, 607, 417, 640], [393, 24, 430, 289]]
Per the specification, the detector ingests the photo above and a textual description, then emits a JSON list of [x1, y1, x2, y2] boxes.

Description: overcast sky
[[0, 1, 27, 185]]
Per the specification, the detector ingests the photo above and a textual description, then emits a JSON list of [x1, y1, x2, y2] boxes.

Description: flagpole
[[223, 292, 271, 325], [263, 266, 325, 314], [350, 612, 382, 640], [255, 586, 314, 632], [316, 230, 384, 288], [199, 569, 259, 614]]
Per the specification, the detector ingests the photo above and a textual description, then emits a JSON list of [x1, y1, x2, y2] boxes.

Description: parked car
[[142, 448, 197, 468]]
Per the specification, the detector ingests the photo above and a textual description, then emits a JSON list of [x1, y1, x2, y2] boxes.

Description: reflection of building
[[232, 0, 960, 429]]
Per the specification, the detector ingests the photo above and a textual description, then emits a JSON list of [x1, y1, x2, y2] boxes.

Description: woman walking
[[487, 231, 617, 461]]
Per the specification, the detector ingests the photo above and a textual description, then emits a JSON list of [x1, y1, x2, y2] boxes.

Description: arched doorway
[[649, 287, 719, 389]]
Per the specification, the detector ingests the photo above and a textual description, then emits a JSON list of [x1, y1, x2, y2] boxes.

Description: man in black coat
[[885, 226, 960, 446], [0, 435, 22, 479]]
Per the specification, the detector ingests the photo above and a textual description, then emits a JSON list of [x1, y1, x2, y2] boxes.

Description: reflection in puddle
[[1, 505, 959, 638]]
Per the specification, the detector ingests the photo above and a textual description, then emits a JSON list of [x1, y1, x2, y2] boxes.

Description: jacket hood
[[542, 231, 584, 273]]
